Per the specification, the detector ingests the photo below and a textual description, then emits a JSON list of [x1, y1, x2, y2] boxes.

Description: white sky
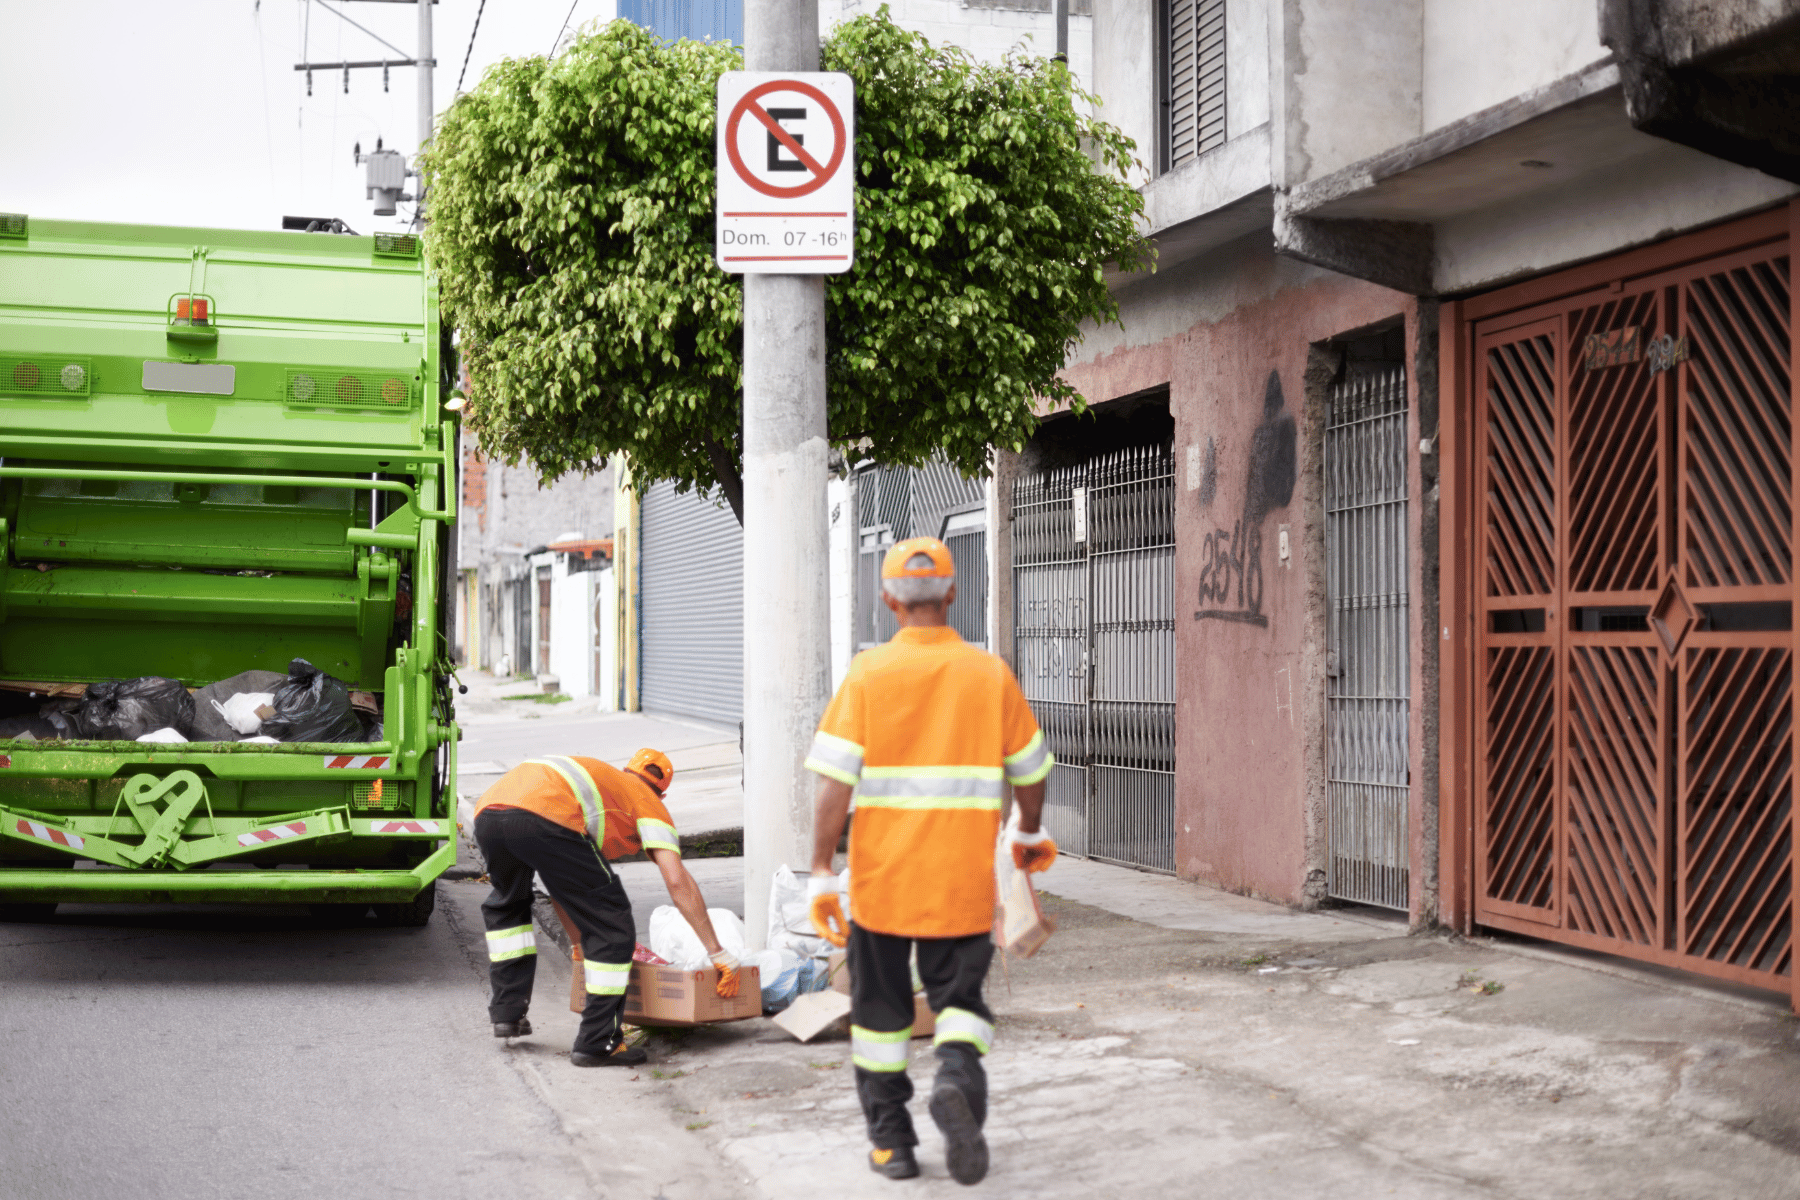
[[1, 0, 619, 235]]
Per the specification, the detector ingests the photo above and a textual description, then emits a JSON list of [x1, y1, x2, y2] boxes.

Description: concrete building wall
[[1282, 0, 1422, 181], [1421, 0, 1607, 131], [825, 0, 1095, 93], [1065, 235, 1421, 907]]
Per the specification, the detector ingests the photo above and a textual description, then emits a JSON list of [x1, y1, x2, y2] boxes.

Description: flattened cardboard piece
[[772, 989, 851, 1042], [623, 962, 761, 1026], [825, 950, 935, 1037], [995, 858, 1057, 959]]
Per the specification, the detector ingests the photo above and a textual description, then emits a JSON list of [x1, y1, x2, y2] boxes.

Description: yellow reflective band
[[805, 731, 865, 786], [851, 1024, 912, 1072], [1004, 731, 1054, 786], [932, 1007, 994, 1054], [486, 925, 536, 962], [584, 960, 632, 995], [528, 756, 604, 841], [636, 817, 680, 854]]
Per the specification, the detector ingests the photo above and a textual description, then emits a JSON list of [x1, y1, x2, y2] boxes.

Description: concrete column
[[741, 0, 829, 951]]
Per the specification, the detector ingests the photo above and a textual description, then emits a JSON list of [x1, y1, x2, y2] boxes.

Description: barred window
[[1160, 0, 1226, 172]]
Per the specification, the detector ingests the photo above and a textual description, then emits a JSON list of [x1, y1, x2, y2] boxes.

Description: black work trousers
[[848, 921, 994, 1150], [474, 806, 635, 1056]]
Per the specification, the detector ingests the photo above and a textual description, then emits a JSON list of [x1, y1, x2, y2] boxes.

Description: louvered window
[[1161, 0, 1226, 172]]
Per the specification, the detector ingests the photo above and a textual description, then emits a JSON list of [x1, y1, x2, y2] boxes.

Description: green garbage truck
[[0, 213, 459, 924]]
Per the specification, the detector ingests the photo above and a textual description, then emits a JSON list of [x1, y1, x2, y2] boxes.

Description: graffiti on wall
[[1195, 370, 1296, 627]]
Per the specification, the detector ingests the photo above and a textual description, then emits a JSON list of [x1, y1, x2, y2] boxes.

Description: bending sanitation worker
[[472, 748, 740, 1066]]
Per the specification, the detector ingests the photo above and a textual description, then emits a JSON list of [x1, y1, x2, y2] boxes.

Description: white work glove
[[807, 871, 848, 947], [709, 948, 742, 998]]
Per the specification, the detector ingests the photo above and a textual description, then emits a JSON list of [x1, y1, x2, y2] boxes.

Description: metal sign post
[[723, 8, 845, 948]]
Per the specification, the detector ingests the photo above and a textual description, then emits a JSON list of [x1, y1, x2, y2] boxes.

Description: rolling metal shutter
[[640, 481, 743, 726]]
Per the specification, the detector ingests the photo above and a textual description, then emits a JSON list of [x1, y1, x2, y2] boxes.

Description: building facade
[[1039, 0, 1799, 1006]]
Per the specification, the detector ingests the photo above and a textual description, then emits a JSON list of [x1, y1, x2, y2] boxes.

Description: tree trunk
[[704, 434, 745, 526]]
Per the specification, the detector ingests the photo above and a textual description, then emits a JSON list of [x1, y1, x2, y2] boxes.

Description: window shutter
[[1166, 0, 1226, 170]]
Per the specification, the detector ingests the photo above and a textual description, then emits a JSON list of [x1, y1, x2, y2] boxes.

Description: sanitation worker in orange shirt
[[804, 537, 1057, 1185], [473, 748, 740, 1066]]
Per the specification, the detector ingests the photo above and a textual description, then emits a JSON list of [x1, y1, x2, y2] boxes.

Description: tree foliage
[[424, 9, 1149, 520]]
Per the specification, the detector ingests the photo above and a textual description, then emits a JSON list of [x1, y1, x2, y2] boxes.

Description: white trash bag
[[136, 727, 188, 743], [767, 864, 850, 960], [210, 692, 275, 736], [648, 905, 746, 970]]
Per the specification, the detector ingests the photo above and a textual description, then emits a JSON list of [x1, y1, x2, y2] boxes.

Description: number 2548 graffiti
[[1196, 520, 1266, 627]]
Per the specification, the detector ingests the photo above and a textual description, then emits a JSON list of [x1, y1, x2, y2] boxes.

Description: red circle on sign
[[724, 79, 847, 200]]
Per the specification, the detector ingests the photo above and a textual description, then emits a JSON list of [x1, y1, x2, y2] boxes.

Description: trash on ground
[[624, 962, 763, 1027], [771, 989, 851, 1042], [649, 904, 746, 970]]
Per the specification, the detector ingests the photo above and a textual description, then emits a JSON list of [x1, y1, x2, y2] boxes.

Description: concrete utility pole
[[416, 0, 434, 150], [740, 0, 833, 950], [1054, 0, 1069, 61]]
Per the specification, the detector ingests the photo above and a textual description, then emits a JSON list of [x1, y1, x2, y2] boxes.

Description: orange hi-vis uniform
[[805, 625, 1053, 939], [474, 756, 681, 860]]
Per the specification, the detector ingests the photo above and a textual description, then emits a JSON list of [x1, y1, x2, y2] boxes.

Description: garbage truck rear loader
[[0, 215, 460, 922]]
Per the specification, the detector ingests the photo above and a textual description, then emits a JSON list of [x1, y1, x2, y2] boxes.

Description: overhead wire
[[456, 0, 489, 94], [551, 0, 580, 57]]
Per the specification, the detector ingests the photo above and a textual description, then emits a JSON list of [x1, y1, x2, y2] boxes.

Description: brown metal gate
[[1460, 208, 1795, 998]]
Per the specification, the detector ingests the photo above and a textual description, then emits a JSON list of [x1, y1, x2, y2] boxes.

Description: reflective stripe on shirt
[[855, 766, 1004, 811], [636, 817, 680, 854], [486, 924, 536, 962], [1004, 730, 1054, 786], [584, 959, 632, 995], [850, 1024, 912, 1072], [804, 731, 865, 786], [932, 1006, 995, 1054], [527, 756, 603, 841]]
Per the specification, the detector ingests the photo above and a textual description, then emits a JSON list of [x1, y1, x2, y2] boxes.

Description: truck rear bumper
[[0, 841, 454, 905]]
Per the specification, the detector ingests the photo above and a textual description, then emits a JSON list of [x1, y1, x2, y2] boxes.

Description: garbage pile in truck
[[0, 659, 382, 744]]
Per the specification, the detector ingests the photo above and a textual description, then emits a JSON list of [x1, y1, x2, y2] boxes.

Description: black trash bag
[[74, 677, 195, 741], [0, 715, 61, 741], [260, 659, 368, 743]]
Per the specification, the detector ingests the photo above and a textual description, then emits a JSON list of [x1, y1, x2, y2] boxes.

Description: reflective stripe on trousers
[[486, 924, 536, 961], [527, 756, 605, 841], [584, 959, 632, 995], [851, 1024, 912, 1072], [932, 1006, 994, 1054]]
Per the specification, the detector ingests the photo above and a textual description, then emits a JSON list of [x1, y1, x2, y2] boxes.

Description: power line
[[550, 0, 580, 57], [456, 0, 489, 94], [311, 0, 410, 59]]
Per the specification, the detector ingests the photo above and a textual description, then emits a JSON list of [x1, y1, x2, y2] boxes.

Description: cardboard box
[[623, 962, 762, 1027], [826, 950, 935, 1037]]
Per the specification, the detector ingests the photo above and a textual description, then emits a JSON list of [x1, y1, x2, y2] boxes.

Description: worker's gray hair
[[883, 574, 954, 605]]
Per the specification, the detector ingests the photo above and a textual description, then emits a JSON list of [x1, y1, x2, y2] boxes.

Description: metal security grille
[[1014, 445, 1176, 871], [640, 480, 744, 726], [1470, 233, 1793, 993], [1325, 366, 1411, 910], [854, 458, 987, 650], [1162, 0, 1226, 172]]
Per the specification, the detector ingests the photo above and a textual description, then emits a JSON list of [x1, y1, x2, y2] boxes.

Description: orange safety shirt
[[805, 625, 1053, 939], [474, 756, 681, 860]]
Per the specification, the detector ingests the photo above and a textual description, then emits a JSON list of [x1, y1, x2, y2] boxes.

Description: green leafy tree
[[424, 9, 1149, 522]]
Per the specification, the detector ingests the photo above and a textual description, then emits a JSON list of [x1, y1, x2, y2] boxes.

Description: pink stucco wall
[[1064, 253, 1419, 905]]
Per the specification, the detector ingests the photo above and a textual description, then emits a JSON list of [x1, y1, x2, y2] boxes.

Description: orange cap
[[626, 747, 674, 793], [881, 536, 955, 580]]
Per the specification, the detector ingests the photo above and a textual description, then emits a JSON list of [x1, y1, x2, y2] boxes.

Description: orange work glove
[[709, 949, 741, 998], [807, 872, 848, 947], [1010, 827, 1058, 873]]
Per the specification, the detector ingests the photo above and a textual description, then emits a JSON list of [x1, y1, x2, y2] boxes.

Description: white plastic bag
[[766, 864, 851, 960], [136, 727, 187, 743], [210, 692, 275, 736], [648, 905, 746, 970]]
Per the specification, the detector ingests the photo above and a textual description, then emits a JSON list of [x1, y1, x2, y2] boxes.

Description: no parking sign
[[715, 72, 855, 274]]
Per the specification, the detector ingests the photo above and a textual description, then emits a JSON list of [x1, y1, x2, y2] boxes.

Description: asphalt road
[[0, 887, 623, 1200]]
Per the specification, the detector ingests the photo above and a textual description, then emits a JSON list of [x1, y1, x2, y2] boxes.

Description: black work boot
[[868, 1145, 920, 1180], [930, 1045, 989, 1185], [571, 1043, 648, 1067], [493, 1018, 533, 1038]]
